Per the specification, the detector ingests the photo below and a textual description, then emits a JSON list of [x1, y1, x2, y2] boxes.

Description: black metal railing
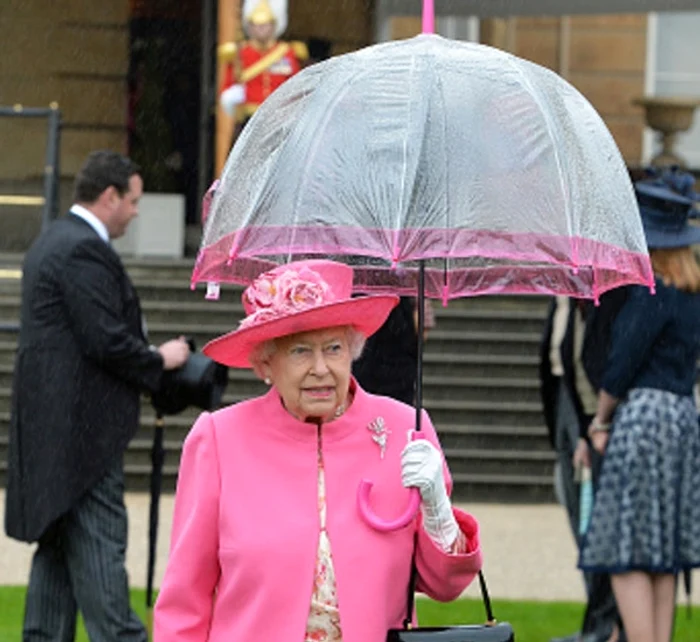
[[0, 103, 62, 232]]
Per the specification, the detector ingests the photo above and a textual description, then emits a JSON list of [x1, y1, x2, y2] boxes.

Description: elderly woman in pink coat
[[154, 259, 482, 642]]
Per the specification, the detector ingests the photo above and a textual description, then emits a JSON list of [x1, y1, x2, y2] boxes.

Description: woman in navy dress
[[579, 170, 700, 642]]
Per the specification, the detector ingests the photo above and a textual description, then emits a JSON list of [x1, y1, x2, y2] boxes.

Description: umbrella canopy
[[194, 34, 652, 303]]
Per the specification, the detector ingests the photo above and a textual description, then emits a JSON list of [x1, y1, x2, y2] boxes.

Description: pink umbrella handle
[[422, 0, 435, 34], [357, 482, 421, 532]]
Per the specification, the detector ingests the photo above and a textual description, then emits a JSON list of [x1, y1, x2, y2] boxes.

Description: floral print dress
[[305, 432, 344, 641]]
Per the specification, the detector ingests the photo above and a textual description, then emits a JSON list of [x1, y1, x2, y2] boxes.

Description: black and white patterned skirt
[[579, 388, 700, 574]]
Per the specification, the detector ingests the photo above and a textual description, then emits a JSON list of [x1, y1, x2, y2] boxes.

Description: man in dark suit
[[353, 297, 435, 404], [4, 150, 190, 642]]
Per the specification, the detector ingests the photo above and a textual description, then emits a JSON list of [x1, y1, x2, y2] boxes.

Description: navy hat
[[635, 167, 700, 249]]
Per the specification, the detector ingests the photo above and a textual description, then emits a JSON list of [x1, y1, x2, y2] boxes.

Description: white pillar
[[437, 15, 480, 42], [642, 13, 659, 165]]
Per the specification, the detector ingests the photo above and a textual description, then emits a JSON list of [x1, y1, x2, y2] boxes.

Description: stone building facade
[[0, 1, 689, 215], [0, 0, 130, 180]]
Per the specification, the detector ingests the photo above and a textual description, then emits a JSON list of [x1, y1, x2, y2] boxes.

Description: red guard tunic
[[221, 40, 303, 122]]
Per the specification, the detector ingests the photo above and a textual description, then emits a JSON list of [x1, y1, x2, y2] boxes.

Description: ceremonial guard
[[219, 0, 307, 135]]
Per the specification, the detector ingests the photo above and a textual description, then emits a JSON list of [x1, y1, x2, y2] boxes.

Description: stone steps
[[0, 345, 549, 382], [0, 294, 548, 335], [0, 255, 555, 502]]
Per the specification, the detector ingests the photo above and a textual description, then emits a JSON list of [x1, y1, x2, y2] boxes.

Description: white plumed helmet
[[242, 0, 288, 37]]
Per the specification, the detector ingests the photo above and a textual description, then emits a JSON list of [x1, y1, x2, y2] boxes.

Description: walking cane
[[146, 413, 165, 640]]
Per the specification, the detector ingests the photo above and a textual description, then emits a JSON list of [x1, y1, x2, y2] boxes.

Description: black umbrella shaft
[[147, 419, 165, 609], [415, 261, 425, 432]]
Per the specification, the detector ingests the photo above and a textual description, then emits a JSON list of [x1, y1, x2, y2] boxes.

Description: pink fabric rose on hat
[[288, 279, 328, 308], [246, 275, 278, 310], [276, 267, 330, 310], [239, 266, 333, 329]]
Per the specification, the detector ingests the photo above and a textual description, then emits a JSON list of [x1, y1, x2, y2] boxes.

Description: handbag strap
[[403, 544, 496, 628]]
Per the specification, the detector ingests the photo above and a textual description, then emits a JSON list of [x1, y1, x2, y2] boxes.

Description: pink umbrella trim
[[191, 227, 654, 303]]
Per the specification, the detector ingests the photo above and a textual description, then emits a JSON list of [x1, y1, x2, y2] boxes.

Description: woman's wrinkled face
[[263, 327, 352, 422]]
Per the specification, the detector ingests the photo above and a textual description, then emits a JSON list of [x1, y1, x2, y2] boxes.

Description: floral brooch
[[367, 417, 390, 459]]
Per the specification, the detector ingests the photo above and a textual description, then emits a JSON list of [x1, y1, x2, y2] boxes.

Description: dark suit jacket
[[352, 297, 418, 405], [539, 299, 591, 449], [4, 213, 164, 542], [581, 287, 630, 393]]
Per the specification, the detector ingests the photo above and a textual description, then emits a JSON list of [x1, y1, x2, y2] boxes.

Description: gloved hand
[[220, 84, 246, 116], [401, 435, 460, 552]]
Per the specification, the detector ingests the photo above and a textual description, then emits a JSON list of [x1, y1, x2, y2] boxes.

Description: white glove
[[220, 84, 246, 116], [401, 436, 460, 552]]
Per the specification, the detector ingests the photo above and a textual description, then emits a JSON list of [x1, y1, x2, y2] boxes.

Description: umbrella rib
[[395, 55, 417, 260], [287, 70, 363, 261], [503, 54, 577, 269], [435, 57, 450, 296]]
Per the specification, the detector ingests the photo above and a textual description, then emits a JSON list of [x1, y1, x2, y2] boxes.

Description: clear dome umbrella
[[192, 3, 653, 532], [194, 38, 652, 302]]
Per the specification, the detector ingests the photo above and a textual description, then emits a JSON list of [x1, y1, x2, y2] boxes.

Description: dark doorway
[[128, 0, 212, 228]]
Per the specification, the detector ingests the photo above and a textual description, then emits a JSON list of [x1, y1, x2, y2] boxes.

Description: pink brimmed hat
[[203, 260, 399, 368]]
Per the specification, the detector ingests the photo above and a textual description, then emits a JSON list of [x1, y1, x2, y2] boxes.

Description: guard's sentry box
[[0, 103, 62, 232]]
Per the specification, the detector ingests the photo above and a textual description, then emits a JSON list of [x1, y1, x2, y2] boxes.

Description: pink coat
[[154, 383, 482, 642]]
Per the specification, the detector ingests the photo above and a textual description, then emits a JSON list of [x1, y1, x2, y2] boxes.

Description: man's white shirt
[[70, 204, 110, 244]]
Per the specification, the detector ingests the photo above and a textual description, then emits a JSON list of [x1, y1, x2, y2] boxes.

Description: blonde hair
[[650, 246, 700, 293], [249, 326, 366, 380]]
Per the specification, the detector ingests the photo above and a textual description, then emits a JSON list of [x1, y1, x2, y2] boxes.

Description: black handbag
[[387, 560, 514, 642]]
